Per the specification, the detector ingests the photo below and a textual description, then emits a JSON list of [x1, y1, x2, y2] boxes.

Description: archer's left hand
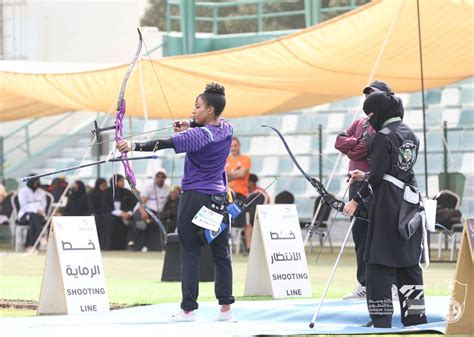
[[116, 139, 131, 153], [343, 199, 359, 217]]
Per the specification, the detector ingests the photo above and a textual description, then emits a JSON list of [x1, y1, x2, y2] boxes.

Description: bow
[[262, 125, 369, 223], [112, 28, 168, 246]]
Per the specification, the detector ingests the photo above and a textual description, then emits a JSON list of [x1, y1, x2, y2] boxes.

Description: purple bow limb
[[115, 99, 137, 186]]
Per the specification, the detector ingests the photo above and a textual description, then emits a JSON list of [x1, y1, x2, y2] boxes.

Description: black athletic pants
[[177, 190, 235, 311], [20, 213, 46, 248], [366, 263, 428, 328], [349, 181, 368, 286]]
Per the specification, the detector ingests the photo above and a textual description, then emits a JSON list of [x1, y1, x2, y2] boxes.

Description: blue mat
[[1, 297, 448, 336]]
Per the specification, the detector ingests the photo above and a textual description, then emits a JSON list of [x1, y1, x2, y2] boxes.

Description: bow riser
[[263, 125, 368, 221]]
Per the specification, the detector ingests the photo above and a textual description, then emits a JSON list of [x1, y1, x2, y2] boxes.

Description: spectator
[[101, 174, 137, 250], [127, 170, 170, 251], [243, 174, 270, 252], [226, 137, 251, 228], [46, 177, 68, 203], [87, 178, 107, 216], [0, 184, 9, 224], [87, 178, 110, 249], [140, 170, 170, 220], [17, 175, 47, 251], [62, 180, 89, 216], [160, 186, 181, 234], [275, 190, 294, 204]]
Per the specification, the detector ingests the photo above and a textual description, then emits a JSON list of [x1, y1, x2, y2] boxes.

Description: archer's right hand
[[116, 139, 131, 153], [349, 169, 366, 182], [173, 119, 190, 132]]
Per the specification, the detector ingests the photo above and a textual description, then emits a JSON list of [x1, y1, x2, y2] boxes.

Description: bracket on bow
[[91, 120, 116, 142]]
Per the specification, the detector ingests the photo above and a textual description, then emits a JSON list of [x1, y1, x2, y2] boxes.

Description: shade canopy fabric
[[1, 0, 473, 121]]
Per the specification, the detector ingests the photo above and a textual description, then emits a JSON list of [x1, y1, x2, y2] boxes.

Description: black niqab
[[363, 91, 403, 131]]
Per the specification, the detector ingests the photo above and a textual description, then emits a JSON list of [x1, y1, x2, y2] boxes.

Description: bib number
[[192, 206, 224, 232]]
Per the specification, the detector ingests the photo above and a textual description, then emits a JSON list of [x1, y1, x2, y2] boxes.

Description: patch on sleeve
[[398, 140, 417, 171]]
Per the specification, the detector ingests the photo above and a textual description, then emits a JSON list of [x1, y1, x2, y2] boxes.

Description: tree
[[141, 0, 172, 32]]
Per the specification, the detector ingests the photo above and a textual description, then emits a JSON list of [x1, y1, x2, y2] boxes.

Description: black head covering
[[94, 178, 107, 190], [363, 91, 403, 131], [70, 180, 87, 199], [26, 174, 40, 191], [109, 174, 124, 188], [362, 80, 404, 119]]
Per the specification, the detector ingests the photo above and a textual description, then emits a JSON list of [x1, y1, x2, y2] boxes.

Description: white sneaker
[[170, 310, 195, 322], [342, 284, 366, 300], [213, 310, 236, 322]]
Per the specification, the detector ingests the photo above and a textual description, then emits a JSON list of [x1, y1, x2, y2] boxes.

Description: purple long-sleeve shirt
[[172, 119, 233, 194]]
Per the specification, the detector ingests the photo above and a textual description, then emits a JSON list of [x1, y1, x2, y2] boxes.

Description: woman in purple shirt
[[117, 83, 234, 322]]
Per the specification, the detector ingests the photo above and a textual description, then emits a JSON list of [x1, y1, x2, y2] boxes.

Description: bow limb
[[262, 125, 345, 212], [263, 125, 369, 220], [115, 29, 168, 245]]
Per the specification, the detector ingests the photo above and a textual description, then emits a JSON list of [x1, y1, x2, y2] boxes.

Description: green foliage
[[140, 0, 169, 31]]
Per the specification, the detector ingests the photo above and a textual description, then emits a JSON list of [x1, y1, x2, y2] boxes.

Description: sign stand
[[38, 216, 109, 315], [446, 218, 474, 334], [244, 204, 312, 298]]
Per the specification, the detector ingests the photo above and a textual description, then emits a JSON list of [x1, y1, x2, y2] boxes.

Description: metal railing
[[166, 0, 363, 35], [3, 112, 77, 160]]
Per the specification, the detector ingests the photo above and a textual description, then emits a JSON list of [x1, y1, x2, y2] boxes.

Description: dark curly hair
[[198, 82, 226, 116]]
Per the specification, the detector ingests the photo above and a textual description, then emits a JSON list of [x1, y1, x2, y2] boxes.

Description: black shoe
[[361, 320, 373, 327]]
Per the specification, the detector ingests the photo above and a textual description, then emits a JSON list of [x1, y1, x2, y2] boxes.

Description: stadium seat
[[439, 87, 461, 107], [328, 96, 361, 111], [237, 136, 251, 153], [292, 135, 312, 155], [342, 112, 364, 130], [426, 110, 443, 126], [413, 153, 444, 174], [250, 156, 264, 175], [289, 156, 310, 175], [280, 115, 299, 133], [419, 130, 443, 152], [441, 108, 461, 127], [248, 136, 268, 155], [403, 109, 424, 128], [260, 156, 279, 175], [297, 115, 317, 133], [323, 134, 339, 154], [326, 113, 346, 132], [459, 88, 474, 106], [308, 156, 320, 177], [278, 157, 294, 174], [459, 108, 474, 125], [406, 90, 442, 109], [461, 153, 474, 174]]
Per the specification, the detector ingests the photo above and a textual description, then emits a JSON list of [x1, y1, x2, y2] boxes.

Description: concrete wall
[[2, 0, 162, 63]]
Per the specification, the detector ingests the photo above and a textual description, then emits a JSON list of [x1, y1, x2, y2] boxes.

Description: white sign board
[[38, 216, 109, 315], [244, 204, 312, 298]]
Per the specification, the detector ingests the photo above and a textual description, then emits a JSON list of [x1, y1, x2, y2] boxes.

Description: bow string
[[115, 28, 168, 246]]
